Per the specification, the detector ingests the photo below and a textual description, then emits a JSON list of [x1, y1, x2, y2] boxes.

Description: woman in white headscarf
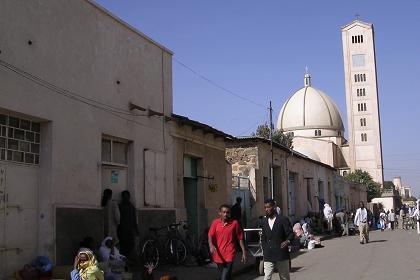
[[99, 237, 126, 280], [323, 203, 333, 231]]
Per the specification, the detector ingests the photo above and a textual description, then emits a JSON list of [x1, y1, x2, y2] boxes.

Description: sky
[[96, 0, 420, 196]]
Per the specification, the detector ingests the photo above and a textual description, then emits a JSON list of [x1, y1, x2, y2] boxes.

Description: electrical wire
[[173, 57, 268, 109], [0, 59, 146, 117], [0, 59, 171, 135]]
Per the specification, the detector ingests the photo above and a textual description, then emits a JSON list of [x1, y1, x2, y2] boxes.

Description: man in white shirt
[[354, 201, 369, 244]]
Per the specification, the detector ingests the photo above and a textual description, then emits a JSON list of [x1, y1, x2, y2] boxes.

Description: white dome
[[277, 74, 344, 135]]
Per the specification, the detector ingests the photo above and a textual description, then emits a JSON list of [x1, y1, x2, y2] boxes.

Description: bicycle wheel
[[165, 238, 187, 265], [141, 239, 159, 268]]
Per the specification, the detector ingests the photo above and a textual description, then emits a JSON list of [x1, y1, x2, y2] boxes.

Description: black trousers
[[217, 262, 233, 280], [390, 221, 395, 230]]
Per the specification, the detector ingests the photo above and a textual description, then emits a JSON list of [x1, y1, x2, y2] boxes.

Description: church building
[[277, 20, 384, 186]]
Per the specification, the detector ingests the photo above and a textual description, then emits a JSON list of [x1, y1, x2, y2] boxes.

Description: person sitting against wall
[[71, 249, 104, 280], [99, 237, 126, 280]]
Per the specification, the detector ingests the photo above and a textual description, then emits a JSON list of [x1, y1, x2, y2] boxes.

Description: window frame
[[101, 136, 129, 167]]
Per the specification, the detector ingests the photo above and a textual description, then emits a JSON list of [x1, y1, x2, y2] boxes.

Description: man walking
[[354, 201, 369, 244], [261, 199, 294, 280], [399, 208, 406, 230], [208, 204, 247, 280], [388, 209, 395, 230]]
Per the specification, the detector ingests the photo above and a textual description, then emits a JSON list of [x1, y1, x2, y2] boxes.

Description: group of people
[[208, 199, 295, 280], [71, 189, 139, 280]]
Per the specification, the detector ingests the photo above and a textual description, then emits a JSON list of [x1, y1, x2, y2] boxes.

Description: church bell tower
[[341, 20, 384, 186]]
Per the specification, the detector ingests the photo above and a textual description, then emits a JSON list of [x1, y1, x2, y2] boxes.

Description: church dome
[[277, 73, 344, 137]]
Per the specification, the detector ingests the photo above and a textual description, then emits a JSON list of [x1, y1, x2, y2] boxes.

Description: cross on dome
[[304, 67, 311, 87]]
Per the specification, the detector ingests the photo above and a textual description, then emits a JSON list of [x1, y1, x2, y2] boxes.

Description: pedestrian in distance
[[117, 190, 139, 259], [379, 210, 387, 231], [354, 201, 369, 244], [230, 196, 242, 226], [101, 188, 120, 241], [208, 204, 247, 280], [323, 203, 333, 232], [261, 199, 294, 280], [399, 208, 406, 230]]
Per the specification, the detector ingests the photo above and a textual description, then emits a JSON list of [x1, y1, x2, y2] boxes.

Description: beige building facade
[[0, 0, 234, 276], [226, 137, 366, 227]]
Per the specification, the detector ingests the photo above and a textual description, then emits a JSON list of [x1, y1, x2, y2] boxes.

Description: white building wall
[[0, 0, 174, 273], [341, 20, 384, 186]]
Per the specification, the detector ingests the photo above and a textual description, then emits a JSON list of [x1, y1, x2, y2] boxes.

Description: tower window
[[352, 35, 364, 44], [363, 74, 366, 81], [315, 129, 321, 136], [360, 118, 367, 126], [356, 88, 365, 96], [363, 103, 367, 111], [361, 133, 367, 142]]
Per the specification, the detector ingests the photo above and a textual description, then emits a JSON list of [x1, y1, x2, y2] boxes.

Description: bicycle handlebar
[[149, 221, 191, 232]]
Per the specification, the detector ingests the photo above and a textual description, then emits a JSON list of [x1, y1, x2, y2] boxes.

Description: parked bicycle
[[140, 222, 187, 268]]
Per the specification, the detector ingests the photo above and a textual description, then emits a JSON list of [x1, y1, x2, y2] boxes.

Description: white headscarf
[[99, 237, 123, 262], [323, 204, 333, 219]]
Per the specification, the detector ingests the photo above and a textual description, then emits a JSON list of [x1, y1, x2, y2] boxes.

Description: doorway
[[183, 157, 198, 235], [288, 172, 297, 217], [0, 163, 38, 277]]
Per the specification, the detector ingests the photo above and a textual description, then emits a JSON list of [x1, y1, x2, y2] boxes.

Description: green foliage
[[252, 123, 294, 149], [346, 169, 381, 202]]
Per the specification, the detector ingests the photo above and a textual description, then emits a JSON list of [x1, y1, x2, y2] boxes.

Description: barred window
[[0, 114, 40, 165]]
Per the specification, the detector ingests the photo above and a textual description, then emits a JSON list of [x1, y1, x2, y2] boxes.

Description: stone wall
[[226, 147, 258, 183]]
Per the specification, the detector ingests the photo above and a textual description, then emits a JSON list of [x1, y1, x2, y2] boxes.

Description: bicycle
[[178, 221, 211, 266], [140, 223, 187, 268]]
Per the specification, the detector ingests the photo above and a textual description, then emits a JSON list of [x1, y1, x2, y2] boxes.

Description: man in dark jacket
[[261, 199, 294, 280]]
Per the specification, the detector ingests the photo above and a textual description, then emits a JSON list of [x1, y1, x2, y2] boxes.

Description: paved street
[[237, 229, 420, 280]]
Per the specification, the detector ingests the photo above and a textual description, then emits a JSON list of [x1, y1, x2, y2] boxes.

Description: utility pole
[[269, 101, 274, 199]]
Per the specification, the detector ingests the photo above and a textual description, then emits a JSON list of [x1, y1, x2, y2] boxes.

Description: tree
[[252, 123, 293, 149], [346, 169, 381, 202]]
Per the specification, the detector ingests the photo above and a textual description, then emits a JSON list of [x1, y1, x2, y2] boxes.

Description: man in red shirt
[[208, 204, 247, 280]]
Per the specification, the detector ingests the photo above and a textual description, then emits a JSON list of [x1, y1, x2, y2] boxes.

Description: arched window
[[363, 88, 366, 96], [354, 74, 357, 82], [352, 36, 355, 44], [360, 118, 363, 126], [363, 103, 367, 111], [358, 104, 361, 111], [357, 89, 360, 96], [361, 35, 364, 43], [315, 130, 318, 136], [363, 74, 366, 81]]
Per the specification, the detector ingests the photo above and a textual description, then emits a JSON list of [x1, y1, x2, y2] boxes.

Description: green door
[[184, 177, 198, 235], [183, 157, 198, 235]]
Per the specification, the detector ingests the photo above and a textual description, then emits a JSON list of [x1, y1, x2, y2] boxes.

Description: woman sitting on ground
[[71, 249, 104, 280], [99, 237, 126, 280]]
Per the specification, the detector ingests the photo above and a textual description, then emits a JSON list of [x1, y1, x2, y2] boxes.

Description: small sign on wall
[[111, 170, 119, 184]]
